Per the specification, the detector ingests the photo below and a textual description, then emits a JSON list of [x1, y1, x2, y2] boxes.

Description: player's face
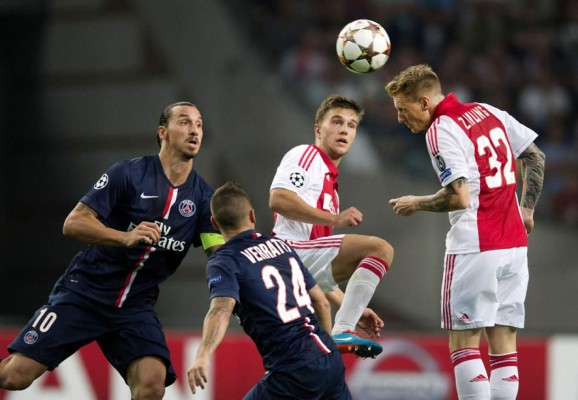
[[162, 105, 204, 159], [392, 94, 432, 133], [314, 108, 359, 164]]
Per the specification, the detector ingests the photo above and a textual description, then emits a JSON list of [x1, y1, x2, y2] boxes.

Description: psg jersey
[[57, 154, 217, 307], [206, 230, 336, 372]]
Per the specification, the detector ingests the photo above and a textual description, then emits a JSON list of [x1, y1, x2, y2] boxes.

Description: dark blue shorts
[[243, 350, 352, 400], [7, 286, 176, 386]]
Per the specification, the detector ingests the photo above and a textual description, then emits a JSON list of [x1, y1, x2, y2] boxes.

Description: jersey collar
[[312, 144, 339, 177], [432, 92, 459, 121]]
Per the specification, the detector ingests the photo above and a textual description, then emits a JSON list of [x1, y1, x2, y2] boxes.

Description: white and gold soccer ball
[[336, 19, 391, 74]]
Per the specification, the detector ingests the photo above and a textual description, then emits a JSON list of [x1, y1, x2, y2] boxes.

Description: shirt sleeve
[[427, 118, 470, 187], [270, 146, 312, 195], [206, 255, 240, 304], [480, 103, 538, 157], [80, 160, 130, 219]]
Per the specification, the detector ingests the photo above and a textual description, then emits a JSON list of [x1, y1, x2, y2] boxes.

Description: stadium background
[[1, 0, 577, 398]]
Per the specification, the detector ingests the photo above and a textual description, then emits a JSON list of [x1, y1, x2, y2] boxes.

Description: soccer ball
[[336, 19, 391, 74]]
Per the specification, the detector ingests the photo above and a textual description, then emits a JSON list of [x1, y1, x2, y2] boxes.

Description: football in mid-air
[[336, 19, 391, 74]]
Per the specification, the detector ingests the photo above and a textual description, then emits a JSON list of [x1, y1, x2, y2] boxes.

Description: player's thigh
[[7, 288, 106, 370], [442, 252, 501, 330], [98, 305, 176, 387], [495, 247, 528, 329], [292, 238, 342, 291]]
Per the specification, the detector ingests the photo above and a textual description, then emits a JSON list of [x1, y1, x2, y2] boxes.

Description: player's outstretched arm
[[325, 287, 344, 310], [309, 284, 332, 333], [63, 202, 161, 247], [188, 296, 234, 395], [389, 178, 469, 216]]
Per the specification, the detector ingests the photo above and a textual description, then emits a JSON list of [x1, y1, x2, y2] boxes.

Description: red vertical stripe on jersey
[[162, 187, 178, 219], [427, 121, 439, 155], [115, 246, 155, 308], [442, 254, 456, 329], [115, 187, 177, 308], [298, 145, 318, 171]]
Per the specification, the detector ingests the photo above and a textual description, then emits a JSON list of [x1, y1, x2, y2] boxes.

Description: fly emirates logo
[[128, 221, 186, 252]]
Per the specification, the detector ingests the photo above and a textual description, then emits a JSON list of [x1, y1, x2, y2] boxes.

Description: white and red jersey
[[427, 93, 537, 253], [270, 144, 339, 241]]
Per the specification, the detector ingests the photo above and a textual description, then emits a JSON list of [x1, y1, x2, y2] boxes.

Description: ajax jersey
[[427, 94, 537, 253], [270, 145, 339, 240], [57, 154, 217, 307]]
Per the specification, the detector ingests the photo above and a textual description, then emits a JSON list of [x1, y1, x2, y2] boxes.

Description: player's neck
[[221, 226, 254, 242], [159, 153, 194, 186]]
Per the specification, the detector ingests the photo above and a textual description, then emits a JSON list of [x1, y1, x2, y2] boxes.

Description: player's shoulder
[[281, 144, 312, 159], [108, 154, 156, 174], [280, 144, 326, 170]]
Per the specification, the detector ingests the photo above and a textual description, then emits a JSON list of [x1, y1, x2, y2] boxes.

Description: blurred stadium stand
[[1, 0, 577, 336]]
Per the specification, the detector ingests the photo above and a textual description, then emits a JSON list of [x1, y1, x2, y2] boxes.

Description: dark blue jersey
[[206, 230, 337, 373], [57, 154, 217, 307]]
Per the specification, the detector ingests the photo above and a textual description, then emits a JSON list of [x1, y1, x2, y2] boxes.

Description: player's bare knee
[[0, 373, 35, 391], [370, 237, 394, 265], [131, 383, 165, 400]]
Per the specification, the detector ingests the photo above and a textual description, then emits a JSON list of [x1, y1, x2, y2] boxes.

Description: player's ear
[[158, 125, 167, 142], [210, 216, 219, 231], [419, 96, 429, 110], [249, 209, 256, 224], [314, 124, 321, 139]]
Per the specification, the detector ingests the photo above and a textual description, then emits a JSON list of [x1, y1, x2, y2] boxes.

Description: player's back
[[429, 94, 534, 252], [206, 230, 337, 372]]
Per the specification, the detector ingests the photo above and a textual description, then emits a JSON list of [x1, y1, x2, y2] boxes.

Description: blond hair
[[385, 64, 442, 101]]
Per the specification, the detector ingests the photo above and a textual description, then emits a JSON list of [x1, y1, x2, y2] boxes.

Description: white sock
[[332, 257, 386, 335], [489, 353, 519, 400], [451, 348, 490, 399]]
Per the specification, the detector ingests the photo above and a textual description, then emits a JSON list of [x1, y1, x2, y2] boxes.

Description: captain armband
[[200, 232, 225, 250]]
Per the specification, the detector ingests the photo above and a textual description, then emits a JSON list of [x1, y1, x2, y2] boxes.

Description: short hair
[[385, 64, 441, 101], [211, 181, 253, 230], [157, 101, 198, 146], [315, 94, 364, 125]]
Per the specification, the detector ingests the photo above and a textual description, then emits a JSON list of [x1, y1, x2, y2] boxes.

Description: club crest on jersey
[[179, 200, 196, 217], [23, 330, 39, 344], [93, 173, 109, 190], [289, 171, 305, 188]]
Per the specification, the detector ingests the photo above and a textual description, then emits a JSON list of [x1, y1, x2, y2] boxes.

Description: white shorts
[[441, 247, 528, 330], [286, 235, 344, 293]]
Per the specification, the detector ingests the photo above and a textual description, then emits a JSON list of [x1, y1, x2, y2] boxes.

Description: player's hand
[[357, 308, 384, 338], [389, 196, 418, 216], [335, 207, 363, 228], [124, 221, 161, 247], [187, 358, 210, 395]]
